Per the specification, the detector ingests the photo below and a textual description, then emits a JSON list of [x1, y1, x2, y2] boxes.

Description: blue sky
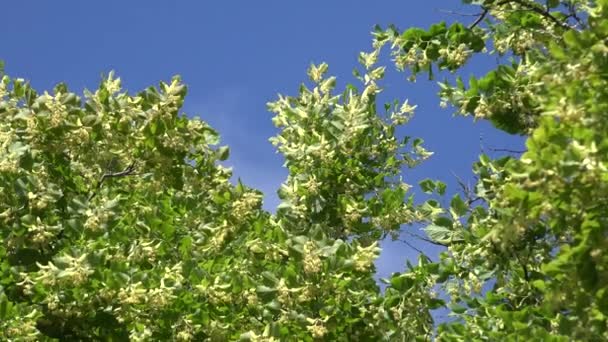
[[1, 1, 523, 287]]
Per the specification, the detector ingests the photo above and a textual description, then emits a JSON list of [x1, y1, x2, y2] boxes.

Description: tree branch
[[469, 8, 489, 29], [404, 230, 448, 247], [497, 0, 573, 30], [88, 161, 138, 201], [513, 251, 530, 282], [437, 9, 485, 17], [398, 238, 434, 262], [566, 2, 584, 28], [488, 147, 526, 154], [451, 171, 483, 207], [451, 171, 473, 200]]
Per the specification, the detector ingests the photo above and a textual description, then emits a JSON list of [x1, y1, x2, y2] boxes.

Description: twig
[[451, 171, 484, 206], [513, 252, 530, 282], [404, 230, 448, 247], [469, 8, 489, 29], [437, 9, 484, 17], [497, 0, 573, 30], [566, 2, 584, 28], [88, 161, 137, 201], [451, 171, 472, 200], [488, 147, 526, 154], [398, 238, 434, 262], [469, 197, 483, 206]]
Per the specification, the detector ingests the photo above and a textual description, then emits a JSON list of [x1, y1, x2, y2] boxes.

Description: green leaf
[[424, 225, 451, 245], [390, 274, 414, 292], [256, 285, 277, 293], [217, 146, 230, 161], [532, 279, 546, 292], [8, 141, 28, 156], [240, 332, 257, 341], [428, 22, 447, 36], [448, 303, 467, 314], [436, 181, 446, 195], [450, 194, 468, 217], [424, 224, 464, 245], [428, 298, 445, 309], [548, 41, 567, 60], [563, 30, 580, 48], [419, 179, 436, 194], [261, 271, 279, 284], [0, 294, 11, 319], [433, 216, 453, 228], [265, 300, 281, 312]]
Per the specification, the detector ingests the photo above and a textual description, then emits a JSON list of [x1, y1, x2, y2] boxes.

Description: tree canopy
[[1, 0, 607, 340]]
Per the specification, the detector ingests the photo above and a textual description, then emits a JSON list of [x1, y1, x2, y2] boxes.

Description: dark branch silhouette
[[436, 9, 485, 17], [497, 0, 573, 30], [489, 147, 526, 154], [88, 161, 137, 201], [398, 238, 434, 262], [469, 9, 489, 29], [404, 230, 448, 247]]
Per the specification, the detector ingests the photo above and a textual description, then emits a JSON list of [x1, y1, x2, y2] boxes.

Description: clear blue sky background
[[1, 1, 523, 292]]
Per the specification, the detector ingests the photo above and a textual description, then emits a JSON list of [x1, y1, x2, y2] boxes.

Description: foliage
[[1, 0, 607, 340], [0, 55, 439, 341], [372, 0, 608, 340]]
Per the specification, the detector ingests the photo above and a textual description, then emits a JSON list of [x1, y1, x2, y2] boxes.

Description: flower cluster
[[43, 92, 68, 127], [306, 319, 327, 338], [353, 242, 380, 272], [232, 191, 262, 219], [36, 253, 93, 287], [440, 43, 472, 68], [303, 241, 322, 275]]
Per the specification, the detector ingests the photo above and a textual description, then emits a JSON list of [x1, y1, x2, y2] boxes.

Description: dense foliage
[[371, 0, 608, 339], [1, 0, 607, 340]]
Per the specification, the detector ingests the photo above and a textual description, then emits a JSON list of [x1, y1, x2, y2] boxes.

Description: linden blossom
[[1, 1, 606, 340]]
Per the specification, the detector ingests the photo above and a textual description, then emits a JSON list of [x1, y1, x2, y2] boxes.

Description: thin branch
[[404, 230, 448, 247], [497, 0, 573, 30], [566, 2, 584, 28], [469, 8, 489, 29], [88, 161, 138, 201], [450, 171, 484, 207], [451, 171, 473, 200], [488, 147, 526, 154], [468, 197, 483, 206], [398, 238, 434, 262], [437, 9, 484, 17], [513, 252, 530, 282]]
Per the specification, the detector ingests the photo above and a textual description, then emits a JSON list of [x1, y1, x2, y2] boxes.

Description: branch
[[497, 0, 573, 30], [437, 9, 484, 17], [451, 171, 473, 200], [566, 2, 584, 28], [513, 251, 530, 282], [398, 238, 434, 262], [468, 197, 483, 206], [488, 147, 526, 154], [450, 171, 484, 208], [404, 230, 448, 247], [469, 8, 489, 29], [88, 161, 138, 201]]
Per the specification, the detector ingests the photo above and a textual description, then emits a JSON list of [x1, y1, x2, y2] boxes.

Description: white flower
[[359, 49, 380, 69], [306, 319, 327, 338], [353, 241, 380, 271], [307, 63, 329, 83], [303, 241, 322, 275]]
